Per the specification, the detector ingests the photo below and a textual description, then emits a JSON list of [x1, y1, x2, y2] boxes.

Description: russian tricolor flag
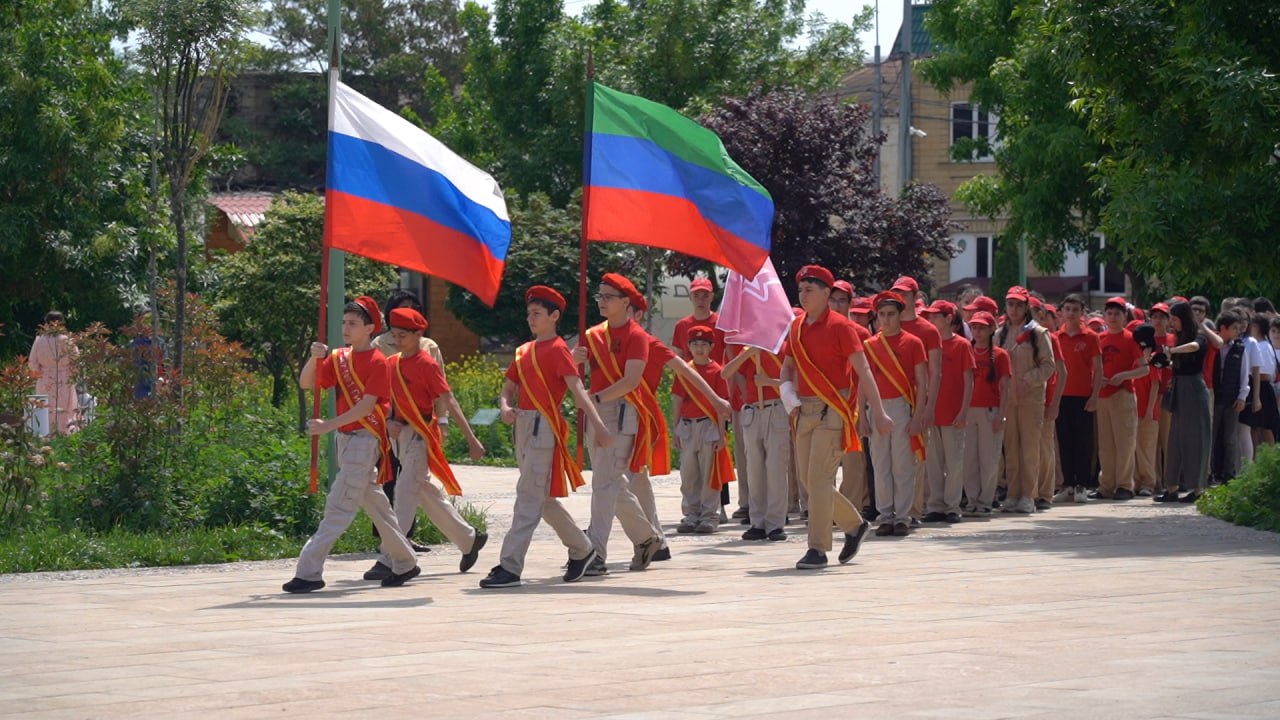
[[325, 82, 510, 305]]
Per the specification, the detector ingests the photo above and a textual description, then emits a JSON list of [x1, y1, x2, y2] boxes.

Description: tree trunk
[[170, 192, 187, 389]]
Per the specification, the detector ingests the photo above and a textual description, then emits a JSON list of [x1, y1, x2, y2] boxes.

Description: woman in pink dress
[[27, 311, 78, 434]]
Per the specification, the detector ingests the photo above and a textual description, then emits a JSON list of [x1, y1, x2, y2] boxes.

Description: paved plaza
[[2, 466, 1279, 719]]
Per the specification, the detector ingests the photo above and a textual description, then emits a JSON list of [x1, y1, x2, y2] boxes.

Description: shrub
[[1199, 444, 1280, 533], [0, 354, 44, 529], [443, 354, 514, 466]]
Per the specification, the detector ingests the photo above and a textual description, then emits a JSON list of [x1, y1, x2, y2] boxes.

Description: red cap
[[1132, 307, 1146, 321], [1150, 302, 1170, 315], [1170, 296, 1189, 305], [1087, 317, 1106, 330], [921, 300, 957, 316], [352, 295, 383, 335], [831, 280, 855, 298], [1105, 296, 1128, 309], [1006, 286, 1030, 303], [525, 285, 566, 313], [962, 296, 1000, 315], [796, 265, 834, 287], [687, 325, 715, 344], [850, 297, 873, 314], [389, 307, 427, 332], [1044, 303, 1057, 315], [1126, 319, 1143, 332], [891, 276, 919, 293], [873, 290, 906, 310], [1029, 296, 1044, 310], [689, 278, 714, 294], [969, 311, 997, 327]]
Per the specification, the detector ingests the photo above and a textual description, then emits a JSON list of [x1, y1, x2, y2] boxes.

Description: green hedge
[[1198, 444, 1280, 532]]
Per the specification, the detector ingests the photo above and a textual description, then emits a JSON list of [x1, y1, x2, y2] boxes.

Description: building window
[[951, 103, 998, 161], [1086, 236, 1126, 294], [949, 235, 995, 283]]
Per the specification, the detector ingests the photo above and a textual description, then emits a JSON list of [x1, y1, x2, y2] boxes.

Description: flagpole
[[312, 0, 345, 494], [576, 49, 595, 466]]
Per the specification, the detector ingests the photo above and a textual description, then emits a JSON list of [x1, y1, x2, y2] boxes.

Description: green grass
[[0, 503, 490, 574], [1198, 444, 1280, 532]]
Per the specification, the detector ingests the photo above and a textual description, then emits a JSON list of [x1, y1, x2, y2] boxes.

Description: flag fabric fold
[[716, 257, 793, 354], [584, 82, 774, 279], [326, 82, 510, 305]]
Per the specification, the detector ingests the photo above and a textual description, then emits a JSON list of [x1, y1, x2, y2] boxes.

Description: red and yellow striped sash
[[674, 372, 734, 490], [788, 318, 861, 452], [333, 349, 393, 485], [865, 335, 926, 461], [586, 323, 671, 475], [392, 355, 462, 496], [514, 341, 585, 497]]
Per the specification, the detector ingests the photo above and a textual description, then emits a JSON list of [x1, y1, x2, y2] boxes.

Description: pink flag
[[716, 257, 793, 354]]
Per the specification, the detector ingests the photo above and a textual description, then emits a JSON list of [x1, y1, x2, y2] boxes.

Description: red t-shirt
[[782, 310, 864, 396], [900, 316, 943, 354], [867, 332, 927, 401], [390, 350, 450, 420], [585, 319, 649, 394], [1056, 326, 1101, 398], [505, 337, 578, 410], [672, 360, 729, 419], [316, 347, 392, 433], [672, 313, 726, 364], [1099, 329, 1143, 398], [734, 349, 783, 403], [934, 335, 977, 425], [1045, 333, 1064, 406], [641, 336, 677, 390], [1203, 344, 1217, 390], [1134, 365, 1161, 420], [971, 345, 1012, 408]]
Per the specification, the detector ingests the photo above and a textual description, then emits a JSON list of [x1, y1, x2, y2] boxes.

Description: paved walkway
[[2, 467, 1279, 719]]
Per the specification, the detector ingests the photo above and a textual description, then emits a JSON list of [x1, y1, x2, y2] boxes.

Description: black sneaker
[[1087, 489, 1108, 500], [893, 522, 910, 537], [653, 545, 672, 561], [922, 512, 948, 523], [741, 527, 768, 541], [282, 577, 325, 594], [564, 550, 597, 583], [838, 521, 871, 564], [380, 565, 421, 587], [584, 555, 609, 576], [795, 549, 828, 570], [459, 531, 487, 573], [362, 561, 392, 581], [1178, 490, 1200, 503], [409, 540, 432, 553], [629, 537, 662, 571], [766, 529, 787, 541], [1113, 488, 1135, 501], [1154, 490, 1180, 503], [479, 566, 521, 589], [875, 523, 895, 537], [944, 512, 962, 524], [1034, 499, 1052, 511], [731, 507, 750, 519], [739, 515, 752, 525], [996, 486, 1008, 502]]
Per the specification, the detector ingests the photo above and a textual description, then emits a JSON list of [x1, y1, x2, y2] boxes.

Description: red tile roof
[[208, 192, 275, 233]]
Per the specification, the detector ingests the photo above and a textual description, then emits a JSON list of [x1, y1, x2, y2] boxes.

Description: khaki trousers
[[378, 429, 475, 567], [1038, 415, 1057, 503], [911, 429, 931, 518], [624, 468, 664, 538], [789, 429, 806, 513], [838, 450, 869, 509], [795, 397, 864, 551], [296, 432, 417, 581], [1002, 403, 1044, 501], [498, 411, 593, 576], [870, 398, 917, 525], [732, 411, 750, 511], [587, 400, 658, 561], [1097, 392, 1138, 494], [743, 401, 792, 532], [963, 407, 1004, 509], [1135, 416, 1160, 492], [925, 425, 965, 514], [677, 418, 723, 524]]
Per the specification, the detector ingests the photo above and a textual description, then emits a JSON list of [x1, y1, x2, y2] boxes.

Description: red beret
[[969, 311, 997, 327], [962, 296, 999, 314], [525, 285, 566, 313], [1006, 286, 1030, 303], [601, 273, 644, 309], [850, 297, 873, 314], [921, 300, 957, 316], [687, 325, 715, 343], [353, 295, 383, 335], [873, 290, 906, 310], [389, 307, 428, 332], [630, 291, 649, 313], [831, 280, 855, 298], [796, 265, 834, 287], [891, 276, 919, 293], [689, 278, 714, 294]]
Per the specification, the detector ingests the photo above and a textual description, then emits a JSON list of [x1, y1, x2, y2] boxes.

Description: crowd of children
[[283, 270, 1280, 593]]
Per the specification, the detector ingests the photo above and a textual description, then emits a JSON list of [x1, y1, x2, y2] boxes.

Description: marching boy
[[671, 326, 734, 534], [362, 307, 490, 582], [481, 286, 613, 588], [284, 296, 420, 593]]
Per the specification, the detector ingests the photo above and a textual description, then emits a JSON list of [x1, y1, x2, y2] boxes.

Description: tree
[[694, 88, 956, 299], [125, 0, 253, 385], [445, 192, 642, 341], [0, 0, 151, 356], [212, 192, 397, 429]]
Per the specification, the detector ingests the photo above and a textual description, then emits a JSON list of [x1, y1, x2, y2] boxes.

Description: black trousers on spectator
[[1056, 396, 1096, 488]]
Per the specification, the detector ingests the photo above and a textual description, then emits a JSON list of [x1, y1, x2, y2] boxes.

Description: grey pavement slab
[[2, 466, 1279, 719]]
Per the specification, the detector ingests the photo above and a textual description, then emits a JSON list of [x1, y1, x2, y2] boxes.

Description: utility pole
[[872, 0, 882, 187], [899, 0, 913, 190]]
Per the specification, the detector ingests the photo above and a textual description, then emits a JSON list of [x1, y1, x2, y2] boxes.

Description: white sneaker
[[1053, 487, 1074, 503], [1001, 497, 1021, 513], [1073, 486, 1089, 503], [1015, 498, 1036, 514]]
